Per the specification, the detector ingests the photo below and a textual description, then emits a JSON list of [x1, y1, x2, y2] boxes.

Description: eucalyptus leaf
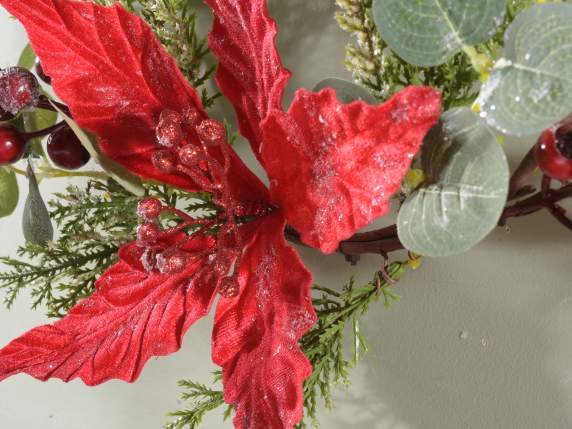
[[17, 44, 36, 70], [372, 0, 505, 66], [23, 164, 53, 244], [313, 78, 377, 104], [478, 3, 572, 136], [52, 103, 145, 196], [397, 107, 509, 257], [0, 166, 19, 218]]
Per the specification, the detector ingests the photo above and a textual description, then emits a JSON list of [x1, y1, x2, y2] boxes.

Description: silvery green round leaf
[[23, 166, 53, 244], [313, 78, 377, 104], [479, 3, 572, 136], [0, 167, 19, 217], [397, 107, 509, 257], [372, 0, 505, 66]]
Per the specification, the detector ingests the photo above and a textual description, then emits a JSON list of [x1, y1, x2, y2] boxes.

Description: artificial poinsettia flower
[[0, 0, 441, 428]]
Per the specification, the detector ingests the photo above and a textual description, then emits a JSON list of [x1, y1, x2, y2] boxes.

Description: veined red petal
[[0, 0, 268, 202], [205, 0, 291, 160], [0, 235, 217, 385], [261, 86, 442, 253], [213, 213, 316, 429]]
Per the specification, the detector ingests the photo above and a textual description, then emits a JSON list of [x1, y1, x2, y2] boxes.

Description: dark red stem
[[23, 120, 67, 140]]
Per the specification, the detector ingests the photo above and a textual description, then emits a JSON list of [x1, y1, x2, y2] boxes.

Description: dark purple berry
[[0, 126, 27, 165], [47, 127, 90, 170]]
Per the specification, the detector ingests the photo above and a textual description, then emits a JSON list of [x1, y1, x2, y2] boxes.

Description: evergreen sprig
[[0, 179, 216, 318], [163, 262, 407, 429]]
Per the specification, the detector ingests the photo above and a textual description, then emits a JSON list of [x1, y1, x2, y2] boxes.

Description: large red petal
[[213, 213, 316, 429], [0, 236, 217, 385], [261, 86, 442, 253], [0, 0, 268, 202], [205, 0, 290, 159]]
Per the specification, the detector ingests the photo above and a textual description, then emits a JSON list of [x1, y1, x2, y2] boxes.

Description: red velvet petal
[[0, 0, 268, 203], [0, 236, 218, 385], [205, 0, 291, 159], [261, 86, 442, 253], [213, 213, 316, 429]]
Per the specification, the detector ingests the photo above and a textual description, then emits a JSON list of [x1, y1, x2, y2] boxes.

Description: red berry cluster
[[0, 65, 90, 170], [536, 126, 572, 182]]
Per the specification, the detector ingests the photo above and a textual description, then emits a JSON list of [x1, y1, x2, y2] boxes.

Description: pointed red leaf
[[0, 235, 217, 385], [0, 0, 268, 202], [261, 86, 442, 253], [212, 213, 316, 429], [205, 0, 291, 159]]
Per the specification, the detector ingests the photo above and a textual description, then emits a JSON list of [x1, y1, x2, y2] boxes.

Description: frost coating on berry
[[156, 248, 188, 274], [137, 198, 162, 220], [152, 150, 178, 173], [219, 276, 239, 298], [137, 222, 160, 245], [0, 67, 40, 114], [156, 109, 184, 147], [140, 248, 158, 273], [197, 119, 226, 146]]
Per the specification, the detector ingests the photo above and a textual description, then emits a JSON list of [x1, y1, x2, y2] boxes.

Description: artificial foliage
[[0, 1, 570, 429]]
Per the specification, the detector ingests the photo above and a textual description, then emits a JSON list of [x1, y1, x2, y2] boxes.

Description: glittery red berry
[[197, 119, 226, 146], [536, 128, 572, 182], [156, 248, 188, 274], [34, 59, 51, 85], [219, 277, 239, 298], [47, 127, 90, 170], [140, 248, 158, 273], [137, 197, 163, 220], [152, 150, 178, 173], [0, 126, 27, 165], [156, 109, 184, 147], [0, 67, 40, 115], [182, 106, 201, 128], [213, 253, 231, 276], [178, 144, 203, 167], [137, 222, 161, 246]]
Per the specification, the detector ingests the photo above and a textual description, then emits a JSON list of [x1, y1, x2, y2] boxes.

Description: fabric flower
[[0, 0, 441, 428]]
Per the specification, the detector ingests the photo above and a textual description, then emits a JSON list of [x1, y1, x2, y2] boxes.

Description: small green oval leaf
[[23, 165, 53, 244], [372, 0, 505, 66], [0, 166, 19, 218], [23, 107, 58, 156], [52, 103, 145, 196], [313, 78, 377, 104], [397, 107, 509, 257], [479, 3, 572, 136], [17, 44, 36, 70]]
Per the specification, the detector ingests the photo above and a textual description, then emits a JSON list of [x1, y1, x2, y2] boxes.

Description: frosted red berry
[[156, 109, 184, 148], [156, 248, 188, 274], [0, 67, 40, 114], [152, 150, 178, 173], [178, 144, 203, 167], [137, 197, 163, 220], [213, 253, 231, 276], [47, 127, 91, 170], [197, 119, 225, 146], [536, 127, 572, 181], [219, 277, 239, 298], [34, 59, 51, 85], [182, 106, 201, 128], [137, 222, 161, 246], [0, 126, 27, 165]]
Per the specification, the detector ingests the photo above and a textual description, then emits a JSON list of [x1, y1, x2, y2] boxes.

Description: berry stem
[[23, 121, 67, 141]]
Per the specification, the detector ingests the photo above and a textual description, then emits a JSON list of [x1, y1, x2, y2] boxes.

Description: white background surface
[[1, 1, 572, 428]]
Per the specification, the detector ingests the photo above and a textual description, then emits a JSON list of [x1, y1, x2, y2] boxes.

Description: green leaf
[[23, 165, 53, 244], [313, 78, 377, 104], [397, 107, 509, 257], [372, 0, 505, 66], [17, 44, 36, 70], [51, 103, 145, 196], [0, 167, 19, 218], [23, 108, 58, 156], [479, 3, 572, 136]]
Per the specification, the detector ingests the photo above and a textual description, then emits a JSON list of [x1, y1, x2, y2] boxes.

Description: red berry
[[156, 248, 188, 274], [536, 128, 572, 181], [178, 144, 203, 167], [152, 150, 178, 173], [219, 277, 239, 298], [47, 127, 91, 170], [34, 59, 51, 85], [197, 119, 226, 146], [0, 67, 40, 114], [0, 126, 27, 165], [182, 106, 201, 128], [137, 197, 163, 220], [156, 109, 184, 147], [137, 222, 161, 245]]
